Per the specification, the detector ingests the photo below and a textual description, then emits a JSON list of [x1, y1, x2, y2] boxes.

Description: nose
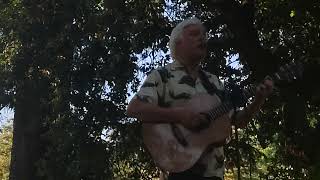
[[198, 35, 207, 43]]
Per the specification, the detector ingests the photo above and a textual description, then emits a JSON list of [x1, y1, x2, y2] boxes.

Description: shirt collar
[[170, 60, 204, 74], [170, 60, 186, 71]]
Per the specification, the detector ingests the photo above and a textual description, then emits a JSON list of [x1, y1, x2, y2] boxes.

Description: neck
[[176, 58, 200, 78], [185, 63, 200, 74]]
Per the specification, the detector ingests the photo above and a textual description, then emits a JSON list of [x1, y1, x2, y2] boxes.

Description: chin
[[194, 53, 206, 61]]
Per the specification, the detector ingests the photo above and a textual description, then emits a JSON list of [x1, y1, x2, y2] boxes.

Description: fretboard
[[205, 60, 302, 121]]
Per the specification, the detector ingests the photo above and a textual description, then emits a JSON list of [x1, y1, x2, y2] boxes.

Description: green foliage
[[0, 120, 13, 180], [1, 0, 169, 179]]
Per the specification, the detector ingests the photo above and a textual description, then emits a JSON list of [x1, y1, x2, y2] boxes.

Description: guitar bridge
[[171, 124, 189, 147]]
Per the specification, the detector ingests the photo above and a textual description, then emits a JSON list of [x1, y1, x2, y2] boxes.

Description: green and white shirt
[[135, 60, 226, 178]]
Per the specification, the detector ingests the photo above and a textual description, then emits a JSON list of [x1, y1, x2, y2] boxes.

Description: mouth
[[197, 42, 207, 49]]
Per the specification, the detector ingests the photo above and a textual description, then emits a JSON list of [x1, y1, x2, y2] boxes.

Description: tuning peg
[[291, 61, 304, 79], [273, 72, 282, 81], [285, 64, 296, 80], [279, 66, 291, 82]]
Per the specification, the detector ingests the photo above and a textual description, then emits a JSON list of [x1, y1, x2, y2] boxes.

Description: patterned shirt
[[134, 60, 226, 178]]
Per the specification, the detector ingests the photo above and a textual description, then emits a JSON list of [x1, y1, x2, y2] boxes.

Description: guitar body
[[142, 93, 233, 173]]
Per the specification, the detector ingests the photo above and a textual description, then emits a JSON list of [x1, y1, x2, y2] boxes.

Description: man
[[126, 17, 273, 180]]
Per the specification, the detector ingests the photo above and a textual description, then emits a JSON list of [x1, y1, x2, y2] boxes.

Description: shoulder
[[202, 70, 224, 90], [150, 63, 175, 83]]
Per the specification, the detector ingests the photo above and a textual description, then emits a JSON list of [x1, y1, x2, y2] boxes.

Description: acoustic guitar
[[142, 61, 303, 172]]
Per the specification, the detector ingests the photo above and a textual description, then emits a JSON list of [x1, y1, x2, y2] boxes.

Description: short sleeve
[[133, 70, 164, 105], [205, 72, 224, 91]]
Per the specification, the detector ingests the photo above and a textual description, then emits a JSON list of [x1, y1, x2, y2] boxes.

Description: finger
[[257, 84, 266, 92], [260, 84, 266, 89], [199, 112, 211, 123], [195, 114, 210, 130], [264, 79, 274, 86], [262, 76, 274, 85], [264, 75, 273, 81], [263, 80, 274, 91], [265, 84, 273, 92], [199, 115, 210, 126]]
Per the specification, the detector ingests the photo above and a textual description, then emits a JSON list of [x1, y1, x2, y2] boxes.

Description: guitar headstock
[[272, 61, 304, 83], [232, 60, 304, 107]]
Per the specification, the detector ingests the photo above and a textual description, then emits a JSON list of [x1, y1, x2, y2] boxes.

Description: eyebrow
[[184, 25, 206, 33]]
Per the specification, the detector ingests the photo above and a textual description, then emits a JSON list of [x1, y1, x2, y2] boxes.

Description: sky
[[0, 107, 14, 125]]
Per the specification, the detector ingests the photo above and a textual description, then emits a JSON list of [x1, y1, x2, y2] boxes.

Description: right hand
[[175, 107, 231, 143], [175, 107, 210, 132], [211, 115, 232, 144]]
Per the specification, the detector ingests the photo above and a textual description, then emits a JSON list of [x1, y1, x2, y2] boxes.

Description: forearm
[[233, 78, 274, 128], [126, 98, 181, 124], [233, 98, 264, 128]]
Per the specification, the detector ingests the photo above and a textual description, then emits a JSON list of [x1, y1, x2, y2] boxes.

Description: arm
[[125, 69, 184, 124], [127, 97, 210, 131], [233, 79, 274, 128], [126, 98, 183, 124], [232, 98, 264, 128]]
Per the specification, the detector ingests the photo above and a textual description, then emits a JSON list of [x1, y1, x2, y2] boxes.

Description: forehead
[[183, 24, 205, 33]]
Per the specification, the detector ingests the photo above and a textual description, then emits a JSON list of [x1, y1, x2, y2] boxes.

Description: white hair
[[169, 17, 206, 59]]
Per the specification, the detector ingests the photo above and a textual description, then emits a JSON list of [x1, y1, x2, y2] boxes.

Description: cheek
[[182, 42, 192, 50]]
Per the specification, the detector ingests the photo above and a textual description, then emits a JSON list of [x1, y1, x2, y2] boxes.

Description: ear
[[175, 37, 184, 51], [176, 38, 182, 45]]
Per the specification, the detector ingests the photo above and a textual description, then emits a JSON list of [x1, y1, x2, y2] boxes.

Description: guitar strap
[[198, 69, 225, 101], [164, 68, 228, 147], [199, 70, 241, 125]]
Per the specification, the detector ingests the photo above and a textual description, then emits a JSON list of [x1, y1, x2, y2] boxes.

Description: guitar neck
[[205, 61, 303, 122], [206, 102, 234, 121]]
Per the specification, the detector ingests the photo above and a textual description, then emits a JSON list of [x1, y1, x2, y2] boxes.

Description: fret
[[286, 64, 297, 80], [211, 109, 217, 119], [211, 110, 217, 120], [217, 106, 223, 115], [270, 73, 278, 81], [216, 107, 221, 115], [208, 102, 234, 122], [242, 90, 250, 101], [249, 85, 255, 97], [208, 111, 214, 120], [251, 84, 256, 91], [211, 108, 218, 120], [226, 103, 233, 110], [222, 104, 228, 113]]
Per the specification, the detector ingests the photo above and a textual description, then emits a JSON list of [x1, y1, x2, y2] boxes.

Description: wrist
[[246, 101, 261, 115], [171, 107, 184, 124], [253, 97, 265, 107]]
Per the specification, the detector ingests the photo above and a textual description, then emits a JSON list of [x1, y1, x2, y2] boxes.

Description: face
[[175, 24, 207, 64]]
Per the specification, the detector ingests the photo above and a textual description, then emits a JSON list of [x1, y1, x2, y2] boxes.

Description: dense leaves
[[0, 120, 12, 180]]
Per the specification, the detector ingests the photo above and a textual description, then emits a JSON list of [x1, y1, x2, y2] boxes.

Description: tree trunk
[[235, 127, 241, 180], [9, 80, 41, 180]]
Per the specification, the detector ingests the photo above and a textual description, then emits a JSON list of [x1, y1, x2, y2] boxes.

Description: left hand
[[254, 77, 274, 104], [235, 77, 274, 128]]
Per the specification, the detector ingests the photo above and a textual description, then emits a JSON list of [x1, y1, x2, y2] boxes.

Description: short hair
[[169, 17, 206, 59]]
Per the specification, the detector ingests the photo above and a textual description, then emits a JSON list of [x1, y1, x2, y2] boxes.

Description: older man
[[127, 17, 273, 180]]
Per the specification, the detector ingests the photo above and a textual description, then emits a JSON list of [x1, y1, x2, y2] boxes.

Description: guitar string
[[206, 61, 300, 122]]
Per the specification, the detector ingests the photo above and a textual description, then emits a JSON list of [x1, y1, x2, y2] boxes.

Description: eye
[[189, 30, 200, 36]]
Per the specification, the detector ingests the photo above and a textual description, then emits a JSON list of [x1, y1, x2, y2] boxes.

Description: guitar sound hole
[[171, 124, 188, 147]]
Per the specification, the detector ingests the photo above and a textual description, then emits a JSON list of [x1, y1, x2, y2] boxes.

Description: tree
[[1, 0, 169, 179]]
